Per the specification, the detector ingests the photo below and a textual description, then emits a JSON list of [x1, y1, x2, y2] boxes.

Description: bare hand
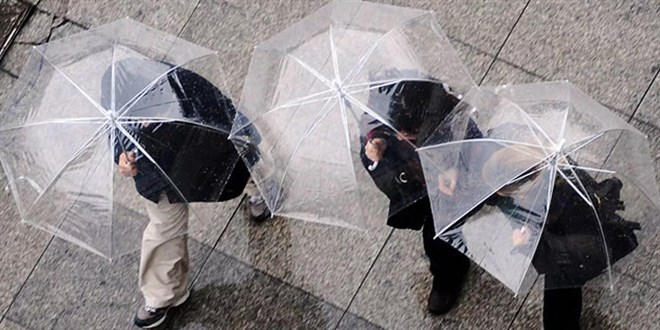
[[438, 168, 458, 196], [512, 226, 531, 246], [118, 151, 138, 177], [365, 138, 386, 163]]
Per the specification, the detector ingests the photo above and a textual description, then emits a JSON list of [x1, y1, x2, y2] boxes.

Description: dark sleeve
[[113, 139, 125, 165], [465, 118, 483, 140], [360, 140, 399, 197]]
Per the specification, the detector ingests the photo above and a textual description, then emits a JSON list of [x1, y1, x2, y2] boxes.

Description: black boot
[[427, 278, 461, 315]]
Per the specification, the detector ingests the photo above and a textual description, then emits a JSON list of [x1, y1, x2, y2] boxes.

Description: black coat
[[489, 170, 639, 287], [102, 58, 250, 203], [359, 79, 475, 230]]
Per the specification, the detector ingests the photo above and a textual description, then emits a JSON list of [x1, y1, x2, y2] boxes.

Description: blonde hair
[[482, 145, 547, 196]]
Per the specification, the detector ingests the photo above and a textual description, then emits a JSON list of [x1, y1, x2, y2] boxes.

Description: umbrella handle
[[368, 161, 379, 171]]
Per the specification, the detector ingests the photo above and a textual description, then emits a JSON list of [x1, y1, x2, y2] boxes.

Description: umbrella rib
[[561, 132, 605, 157], [229, 93, 339, 136], [561, 129, 660, 210], [24, 123, 108, 214], [337, 94, 365, 225], [561, 164, 615, 175], [271, 89, 337, 110], [557, 102, 570, 145], [556, 160, 614, 287], [433, 161, 552, 238], [111, 38, 117, 113], [516, 107, 554, 155], [556, 167, 593, 207], [115, 53, 216, 118], [0, 117, 108, 132], [341, 11, 429, 86], [33, 48, 107, 117], [476, 163, 548, 290], [498, 95, 555, 153], [44, 139, 110, 257], [266, 94, 338, 114], [116, 116, 230, 135], [503, 162, 551, 187], [287, 54, 334, 89], [343, 77, 440, 95], [273, 97, 340, 210], [231, 55, 340, 135], [329, 25, 341, 83], [122, 100, 187, 114], [417, 138, 550, 153], [513, 165, 557, 293], [343, 92, 416, 149], [108, 119, 115, 258]]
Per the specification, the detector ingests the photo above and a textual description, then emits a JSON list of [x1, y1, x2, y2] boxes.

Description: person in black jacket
[[104, 58, 261, 328], [359, 71, 478, 315], [479, 145, 639, 330]]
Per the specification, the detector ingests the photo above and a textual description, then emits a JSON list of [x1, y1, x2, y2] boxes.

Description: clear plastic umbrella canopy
[[418, 81, 660, 294], [230, 0, 474, 229], [0, 18, 239, 260]]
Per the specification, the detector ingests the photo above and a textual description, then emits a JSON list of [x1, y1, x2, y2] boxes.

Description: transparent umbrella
[[0, 18, 242, 260], [418, 81, 660, 294], [230, 0, 474, 229]]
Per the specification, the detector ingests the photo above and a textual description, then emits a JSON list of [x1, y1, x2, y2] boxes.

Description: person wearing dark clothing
[[479, 145, 639, 330], [108, 59, 250, 204], [359, 74, 476, 315], [103, 58, 259, 328]]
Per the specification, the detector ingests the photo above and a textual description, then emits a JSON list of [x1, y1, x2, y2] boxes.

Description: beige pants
[[140, 193, 189, 308]]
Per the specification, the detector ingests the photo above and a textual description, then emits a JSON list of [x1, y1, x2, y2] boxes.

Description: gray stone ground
[[0, 0, 659, 329]]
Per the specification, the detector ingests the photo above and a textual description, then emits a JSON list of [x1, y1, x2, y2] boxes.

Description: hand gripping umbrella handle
[[368, 161, 379, 171]]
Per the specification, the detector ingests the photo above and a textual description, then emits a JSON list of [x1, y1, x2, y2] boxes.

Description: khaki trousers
[[139, 193, 189, 308]]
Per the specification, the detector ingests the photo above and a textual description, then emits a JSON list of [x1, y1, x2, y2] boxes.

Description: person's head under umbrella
[[359, 69, 472, 228], [361, 72, 461, 199], [363, 70, 460, 145], [478, 142, 639, 285]]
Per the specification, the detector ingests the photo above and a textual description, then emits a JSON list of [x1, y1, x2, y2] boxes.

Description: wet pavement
[[1, 0, 659, 329]]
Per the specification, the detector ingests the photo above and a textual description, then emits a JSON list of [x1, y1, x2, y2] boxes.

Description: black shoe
[[247, 193, 271, 223], [134, 306, 168, 329], [427, 282, 460, 315], [134, 290, 190, 328]]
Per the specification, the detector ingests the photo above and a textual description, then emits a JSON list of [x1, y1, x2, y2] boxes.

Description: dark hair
[[389, 80, 461, 138], [387, 81, 437, 134]]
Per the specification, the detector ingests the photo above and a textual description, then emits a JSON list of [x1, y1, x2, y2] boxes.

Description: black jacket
[[102, 58, 250, 203], [359, 79, 475, 230], [489, 170, 639, 287]]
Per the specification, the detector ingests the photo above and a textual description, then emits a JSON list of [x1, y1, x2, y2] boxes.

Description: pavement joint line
[[621, 272, 660, 292], [628, 67, 660, 123], [1, 315, 33, 330], [175, 0, 202, 39], [478, 0, 531, 86], [333, 227, 395, 330], [0, 68, 19, 79], [446, 34, 546, 81], [188, 193, 246, 288], [186, 220, 361, 321], [28, 4, 90, 30], [506, 275, 539, 330], [0, 234, 55, 325]]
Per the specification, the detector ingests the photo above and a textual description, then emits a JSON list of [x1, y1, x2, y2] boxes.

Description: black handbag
[[533, 176, 640, 285]]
